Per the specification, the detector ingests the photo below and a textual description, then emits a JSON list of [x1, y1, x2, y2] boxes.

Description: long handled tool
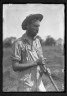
[[39, 64, 59, 91], [28, 51, 59, 91], [25, 44, 59, 91]]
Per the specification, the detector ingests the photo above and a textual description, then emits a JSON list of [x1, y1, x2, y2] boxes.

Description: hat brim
[[22, 14, 43, 30]]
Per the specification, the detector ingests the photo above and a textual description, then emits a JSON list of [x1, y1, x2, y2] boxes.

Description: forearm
[[13, 61, 37, 71]]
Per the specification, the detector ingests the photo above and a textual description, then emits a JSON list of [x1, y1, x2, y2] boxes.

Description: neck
[[26, 30, 35, 40]]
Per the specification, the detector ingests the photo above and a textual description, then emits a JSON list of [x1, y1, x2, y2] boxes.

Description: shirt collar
[[22, 33, 37, 45]]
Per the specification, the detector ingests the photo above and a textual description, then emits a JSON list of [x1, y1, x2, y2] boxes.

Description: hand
[[42, 58, 46, 64], [46, 68, 51, 75], [36, 58, 43, 65]]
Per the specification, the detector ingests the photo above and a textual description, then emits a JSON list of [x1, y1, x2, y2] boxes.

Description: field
[[3, 45, 64, 92]]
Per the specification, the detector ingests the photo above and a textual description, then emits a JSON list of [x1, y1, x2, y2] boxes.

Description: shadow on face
[[27, 20, 40, 37]]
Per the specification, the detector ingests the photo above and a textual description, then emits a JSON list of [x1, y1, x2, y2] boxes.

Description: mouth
[[32, 31, 38, 36]]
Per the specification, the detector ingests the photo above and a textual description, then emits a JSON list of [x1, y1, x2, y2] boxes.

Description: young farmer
[[11, 14, 51, 91]]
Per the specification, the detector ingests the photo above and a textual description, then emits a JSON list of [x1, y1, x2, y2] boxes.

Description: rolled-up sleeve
[[11, 41, 21, 62]]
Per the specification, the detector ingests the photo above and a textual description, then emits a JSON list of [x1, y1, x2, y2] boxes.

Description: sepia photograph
[[3, 4, 64, 92]]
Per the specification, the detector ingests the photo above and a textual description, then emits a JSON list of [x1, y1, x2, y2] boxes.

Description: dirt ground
[[3, 45, 64, 92]]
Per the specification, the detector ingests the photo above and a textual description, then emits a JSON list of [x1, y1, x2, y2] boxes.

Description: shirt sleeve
[[11, 40, 25, 62], [11, 41, 21, 61]]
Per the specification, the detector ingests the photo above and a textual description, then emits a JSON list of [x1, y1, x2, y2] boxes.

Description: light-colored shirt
[[12, 33, 45, 91]]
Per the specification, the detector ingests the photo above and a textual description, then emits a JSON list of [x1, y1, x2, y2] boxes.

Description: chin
[[33, 33, 38, 37]]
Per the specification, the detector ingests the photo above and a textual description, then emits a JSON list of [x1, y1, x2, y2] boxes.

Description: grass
[[3, 45, 64, 92]]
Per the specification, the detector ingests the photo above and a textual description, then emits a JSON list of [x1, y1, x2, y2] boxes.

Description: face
[[27, 20, 40, 37]]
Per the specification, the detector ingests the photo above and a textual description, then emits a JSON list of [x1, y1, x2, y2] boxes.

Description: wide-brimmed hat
[[22, 14, 43, 30]]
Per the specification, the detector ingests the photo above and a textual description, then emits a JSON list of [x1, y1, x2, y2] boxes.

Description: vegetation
[[3, 36, 64, 91], [3, 37, 16, 48], [44, 36, 56, 46], [3, 44, 64, 91]]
